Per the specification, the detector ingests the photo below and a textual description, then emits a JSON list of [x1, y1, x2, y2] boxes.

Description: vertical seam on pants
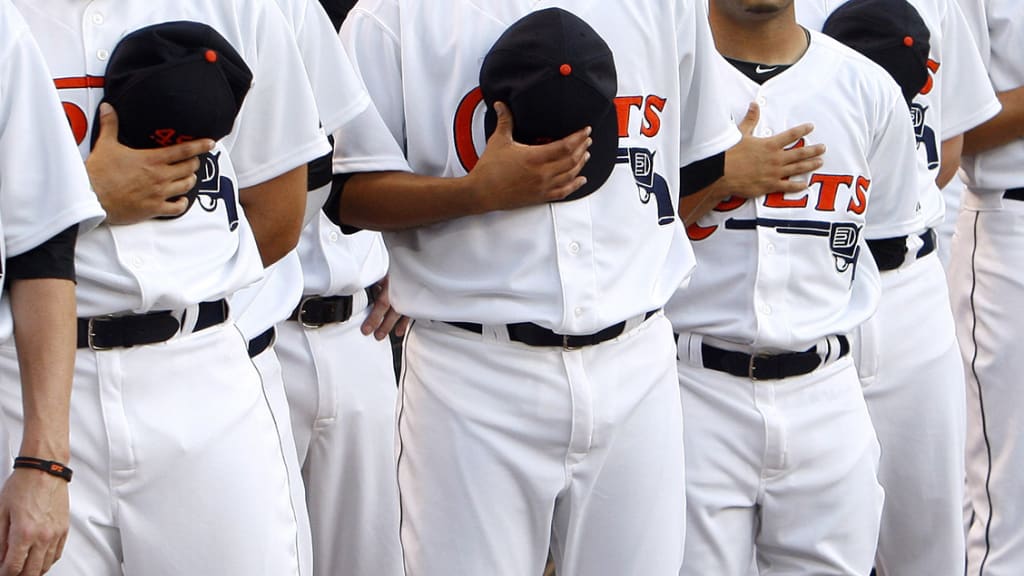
[[395, 323, 412, 576], [968, 212, 994, 576], [247, 344, 303, 575]]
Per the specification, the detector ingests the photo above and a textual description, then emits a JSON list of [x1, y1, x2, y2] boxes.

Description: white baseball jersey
[[798, 0, 1000, 231], [340, 0, 740, 333], [959, 0, 1023, 193], [666, 31, 923, 352], [0, 1, 104, 340], [13, 0, 329, 319], [232, 0, 384, 340]]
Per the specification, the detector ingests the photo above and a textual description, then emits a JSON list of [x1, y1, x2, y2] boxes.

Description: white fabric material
[[14, 0, 329, 317], [0, 2, 104, 339], [398, 315, 684, 576], [666, 32, 924, 352], [0, 324, 300, 575], [275, 307, 403, 576], [675, 348, 883, 576], [340, 0, 740, 332]]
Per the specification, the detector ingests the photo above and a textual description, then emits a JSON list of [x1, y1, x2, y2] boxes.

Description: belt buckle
[[297, 297, 324, 329], [87, 316, 114, 351], [748, 353, 769, 381], [562, 334, 581, 352]]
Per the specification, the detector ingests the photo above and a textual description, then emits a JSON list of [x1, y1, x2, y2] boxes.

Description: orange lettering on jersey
[[453, 87, 485, 172], [714, 196, 746, 211], [764, 192, 809, 208], [614, 96, 643, 138], [810, 174, 855, 212], [686, 222, 718, 241], [848, 176, 870, 215], [920, 59, 940, 95], [53, 75, 105, 90], [641, 96, 667, 138], [63, 102, 88, 145]]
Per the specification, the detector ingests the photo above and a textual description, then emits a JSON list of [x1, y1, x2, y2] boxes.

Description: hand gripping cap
[[822, 0, 931, 107], [480, 8, 618, 202]]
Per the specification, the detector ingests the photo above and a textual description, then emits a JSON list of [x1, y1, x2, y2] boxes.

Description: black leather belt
[[1004, 187, 1024, 201], [868, 229, 936, 272], [288, 287, 374, 328], [448, 310, 659, 350], [701, 335, 850, 381], [247, 326, 276, 358], [77, 299, 228, 350]]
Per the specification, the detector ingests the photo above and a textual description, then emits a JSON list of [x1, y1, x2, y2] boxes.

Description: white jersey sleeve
[[938, 0, 1001, 139], [0, 5, 103, 257], [227, 0, 331, 188], [865, 79, 930, 239], [677, 0, 742, 167]]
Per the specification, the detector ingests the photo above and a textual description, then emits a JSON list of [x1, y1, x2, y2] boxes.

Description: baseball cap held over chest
[[480, 8, 618, 202], [822, 0, 931, 107]]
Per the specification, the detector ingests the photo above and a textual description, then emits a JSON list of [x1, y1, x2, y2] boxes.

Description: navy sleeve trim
[[6, 225, 79, 283], [680, 150, 726, 198]]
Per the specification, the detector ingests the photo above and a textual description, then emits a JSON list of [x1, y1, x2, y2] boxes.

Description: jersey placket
[[550, 202, 599, 334]]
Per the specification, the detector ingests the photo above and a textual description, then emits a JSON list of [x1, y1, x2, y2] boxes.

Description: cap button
[[205, 49, 218, 63], [903, 36, 914, 47], [559, 63, 572, 76]]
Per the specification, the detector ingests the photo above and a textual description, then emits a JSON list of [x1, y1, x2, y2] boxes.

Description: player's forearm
[[937, 135, 964, 189], [340, 171, 490, 231], [679, 181, 730, 226], [240, 165, 307, 266], [963, 86, 1024, 156], [8, 278, 75, 463]]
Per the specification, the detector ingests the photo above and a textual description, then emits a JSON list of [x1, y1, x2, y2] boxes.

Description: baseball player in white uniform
[[671, 0, 926, 572], [947, 1, 1024, 574], [0, 1, 330, 574], [794, 1, 1000, 574], [339, 1, 744, 573], [236, 0, 408, 574], [0, 4, 105, 575]]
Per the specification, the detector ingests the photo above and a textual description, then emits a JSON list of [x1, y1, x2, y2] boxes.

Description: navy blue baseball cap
[[823, 0, 931, 106], [95, 20, 253, 150], [480, 8, 618, 202]]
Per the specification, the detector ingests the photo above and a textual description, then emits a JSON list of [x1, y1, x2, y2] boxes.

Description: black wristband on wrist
[[13, 456, 73, 483]]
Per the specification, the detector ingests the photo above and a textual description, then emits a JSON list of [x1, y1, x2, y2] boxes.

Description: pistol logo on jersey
[[913, 59, 941, 170], [195, 152, 240, 231], [454, 88, 673, 225]]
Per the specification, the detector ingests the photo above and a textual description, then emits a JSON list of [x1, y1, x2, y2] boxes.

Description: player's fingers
[[780, 157, 825, 180], [361, 299, 389, 337], [0, 534, 28, 576], [781, 142, 826, 164], [19, 545, 45, 576], [165, 155, 202, 181], [545, 176, 587, 201], [374, 308, 404, 341], [490, 102, 515, 144], [93, 103, 120, 146], [770, 122, 814, 147], [737, 101, 760, 135], [40, 543, 57, 575], [154, 139, 215, 165], [160, 173, 199, 200], [531, 128, 591, 164], [394, 316, 411, 339], [550, 150, 591, 188], [52, 534, 66, 564], [773, 176, 813, 194], [154, 196, 191, 218]]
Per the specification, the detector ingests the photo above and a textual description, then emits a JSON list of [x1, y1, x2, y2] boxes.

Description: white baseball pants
[[397, 314, 685, 576], [0, 322, 301, 576], [274, 306, 404, 576], [676, 338, 883, 576]]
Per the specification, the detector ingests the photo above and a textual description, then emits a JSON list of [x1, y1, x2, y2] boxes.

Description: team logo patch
[[196, 152, 240, 231], [829, 222, 861, 274], [724, 217, 863, 278]]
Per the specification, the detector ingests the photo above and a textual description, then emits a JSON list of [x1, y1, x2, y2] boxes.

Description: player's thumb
[[738, 102, 760, 136], [95, 103, 120, 144], [492, 101, 514, 142]]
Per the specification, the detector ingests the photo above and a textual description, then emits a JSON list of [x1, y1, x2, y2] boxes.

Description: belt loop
[[178, 302, 200, 335], [687, 333, 703, 367]]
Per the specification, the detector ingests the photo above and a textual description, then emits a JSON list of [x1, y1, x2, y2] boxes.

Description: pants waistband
[[447, 310, 659, 350], [677, 333, 849, 381], [288, 287, 374, 328], [247, 326, 276, 358], [867, 229, 936, 272], [77, 299, 228, 350]]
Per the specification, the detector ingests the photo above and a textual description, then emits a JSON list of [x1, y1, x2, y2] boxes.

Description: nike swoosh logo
[[755, 65, 778, 74]]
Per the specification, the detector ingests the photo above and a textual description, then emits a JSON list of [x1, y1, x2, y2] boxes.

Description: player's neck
[[709, 7, 807, 66]]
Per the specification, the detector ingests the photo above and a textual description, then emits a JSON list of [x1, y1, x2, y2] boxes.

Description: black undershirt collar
[[724, 27, 811, 85]]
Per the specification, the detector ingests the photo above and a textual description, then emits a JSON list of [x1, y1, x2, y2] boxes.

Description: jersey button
[[760, 303, 772, 315], [328, 231, 340, 243], [91, 13, 104, 25], [130, 255, 145, 270], [568, 241, 581, 255], [97, 49, 110, 61], [756, 96, 767, 106], [765, 243, 776, 254], [574, 307, 584, 317]]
